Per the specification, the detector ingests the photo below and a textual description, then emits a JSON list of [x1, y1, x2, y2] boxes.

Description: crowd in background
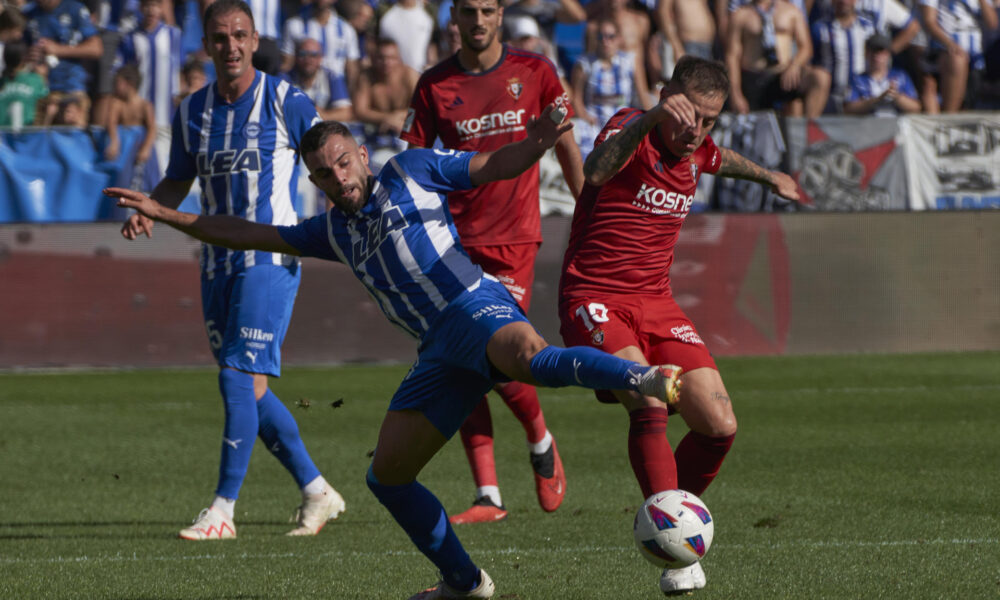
[[0, 0, 998, 166]]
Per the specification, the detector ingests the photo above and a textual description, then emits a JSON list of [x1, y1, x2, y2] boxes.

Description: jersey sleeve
[[538, 53, 574, 118], [883, 0, 914, 28], [283, 84, 322, 149], [591, 107, 645, 168], [75, 4, 99, 40], [165, 101, 197, 181], [846, 75, 866, 102], [392, 148, 475, 193], [399, 76, 437, 147], [327, 70, 351, 107], [894, 70, 918, 98], [698, 135, 722, 176], [277, 213, 343, 261]]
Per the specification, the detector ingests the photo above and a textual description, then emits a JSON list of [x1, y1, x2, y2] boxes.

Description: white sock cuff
[[302, 475, 328, 496], [528, 430, 553, 455], [211, 495, 236, 519], [475, 485, 502, 506]]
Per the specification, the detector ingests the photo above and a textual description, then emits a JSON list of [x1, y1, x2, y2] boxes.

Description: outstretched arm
[[106, 187, 302, 255], [468, 104, 574, 186], [718, 147, 800, 201], [583, 92, 696, 186]]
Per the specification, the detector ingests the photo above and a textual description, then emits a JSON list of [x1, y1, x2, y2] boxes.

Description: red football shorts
[[465, 243, 540, 311], [559, 293, 717, 403]]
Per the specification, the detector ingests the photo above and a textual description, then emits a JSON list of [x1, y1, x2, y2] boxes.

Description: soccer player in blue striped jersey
[[107, 112, 684, 598], [117, 0, 344, 541]]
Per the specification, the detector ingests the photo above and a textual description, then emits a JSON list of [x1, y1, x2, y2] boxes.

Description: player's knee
[[218, 367, 254, 398]]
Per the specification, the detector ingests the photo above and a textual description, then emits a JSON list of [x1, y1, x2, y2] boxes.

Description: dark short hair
[[671, 55, 729, 100], [203, 0, 255, 36], [115, 63, 142, 89], [301, 121, 357, 156]]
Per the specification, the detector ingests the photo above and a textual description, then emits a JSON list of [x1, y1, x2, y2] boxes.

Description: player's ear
[[251, 30, 259, 53], [359, 144, 370, 167]]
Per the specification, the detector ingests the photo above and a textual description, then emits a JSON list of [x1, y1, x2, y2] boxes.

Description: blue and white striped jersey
[[166, 70, 320, 278], [921, 0, 987, 68], [277, 148, 487, 340], [246, 0, 282, 39], [812, 15, 878, 102], [281, 14, 360, 78], [811, 0, 913, 34], [577, 51, 637, 127], [279, 66, 351, 111], [846, 68, 918, 115], [119, 23, 184, 128]]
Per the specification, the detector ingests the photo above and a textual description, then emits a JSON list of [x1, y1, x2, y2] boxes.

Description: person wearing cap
[[844, 32, 921, 115], [506, 15, 568, 86]]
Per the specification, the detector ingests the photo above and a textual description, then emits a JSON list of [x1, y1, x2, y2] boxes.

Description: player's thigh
[[559, 295, 647, 406], [392, 354, 496, 437], [674, 367, 736, 437], [214, 265, 301, 377], [371, 409, 450, 485]]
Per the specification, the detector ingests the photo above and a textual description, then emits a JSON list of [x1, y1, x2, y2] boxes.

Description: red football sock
[[675, 431, 735, 496], [497, 381, 546, 444], [458, 397, 498, 488], [628, 406, 677, 498]]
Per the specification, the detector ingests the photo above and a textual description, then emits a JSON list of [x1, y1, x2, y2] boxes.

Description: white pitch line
[[1, 537, 996, 566]]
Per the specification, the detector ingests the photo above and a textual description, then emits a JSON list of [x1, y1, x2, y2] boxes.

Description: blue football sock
[[216, 368, 259, 500], [366, 466, 480, 591], [257, 389, 321, 489], [529, 345, 645, 391]]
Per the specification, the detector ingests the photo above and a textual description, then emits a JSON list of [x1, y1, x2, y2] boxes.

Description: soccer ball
[[633, 489, 714, 568]]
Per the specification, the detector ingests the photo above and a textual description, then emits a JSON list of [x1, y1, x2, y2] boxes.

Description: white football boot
[[635, 364, 684, 404], [178, 506, 236, 540], [660, 562, 707, 596], [287, 482, 346, 536], [408, 569, 495, 599]]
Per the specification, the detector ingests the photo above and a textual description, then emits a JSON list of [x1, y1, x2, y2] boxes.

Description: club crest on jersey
[[506, 77, 523, 100], [591, 329, 605, 346], [243, 122, 262, 139]]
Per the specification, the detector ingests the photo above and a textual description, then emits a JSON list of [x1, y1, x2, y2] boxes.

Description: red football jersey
[[559, 107, 722, 299], [400, 46, 572, 247]]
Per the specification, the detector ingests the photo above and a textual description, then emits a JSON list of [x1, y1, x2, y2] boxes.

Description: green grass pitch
[[1, 352, 998, 599]]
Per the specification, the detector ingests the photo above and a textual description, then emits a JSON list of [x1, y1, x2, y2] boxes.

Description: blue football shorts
[[200, 263, 301, 377], [389, 276, 532, 439]]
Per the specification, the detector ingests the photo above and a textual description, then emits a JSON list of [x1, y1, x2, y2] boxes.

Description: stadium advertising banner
[[899, 113, 1000, 210], [784, 116, 908, 211]]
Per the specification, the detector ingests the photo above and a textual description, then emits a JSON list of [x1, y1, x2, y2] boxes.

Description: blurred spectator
[[811, 0, 877, 112], [85, 0, 141, 127], [717, 0, 806, 53], [103, 63, 155, 166], [649, 0, 716, 84], [726, 0, 825, 116], [505, 0, 587, 41], [439, 18, 461, 56], [378, 0, 437, 72], [585, 0, 653, 107], [118, 0, 182, 129], [178, 55, 206, 97], [0, 40, 48, 127], [337, 0, 375, 62], [570, 18, 641, 158], [246, 0, 282, 74], [843, 31, 921, 114], [0, 3, 29, 72], [919, 0, 997, 112], [51, 92, 88, 124], [280, 36, 353, 121], [811, 0, 920, 50], [506, 15, 566, 83], [281, 0, 360, 93], [352, 37, 417, 140], [25, 0, 105, 126]]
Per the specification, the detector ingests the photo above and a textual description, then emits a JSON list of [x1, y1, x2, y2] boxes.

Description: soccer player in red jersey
[[559, 55, 800, 595], [402, 0, 584, 524]]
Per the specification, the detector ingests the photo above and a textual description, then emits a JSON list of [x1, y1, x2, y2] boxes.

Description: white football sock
[[302, 475, 328, 496], [528, 430, 553, 455], [211, 495, 236, 519], [475, 485, 502, 507]]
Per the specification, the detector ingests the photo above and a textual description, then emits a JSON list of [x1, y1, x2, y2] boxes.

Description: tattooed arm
[[583, 92, 697, 186], [718, 147, 801, 202]]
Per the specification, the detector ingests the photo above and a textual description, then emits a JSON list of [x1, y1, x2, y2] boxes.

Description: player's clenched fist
[[654, 91, 697, 130]]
